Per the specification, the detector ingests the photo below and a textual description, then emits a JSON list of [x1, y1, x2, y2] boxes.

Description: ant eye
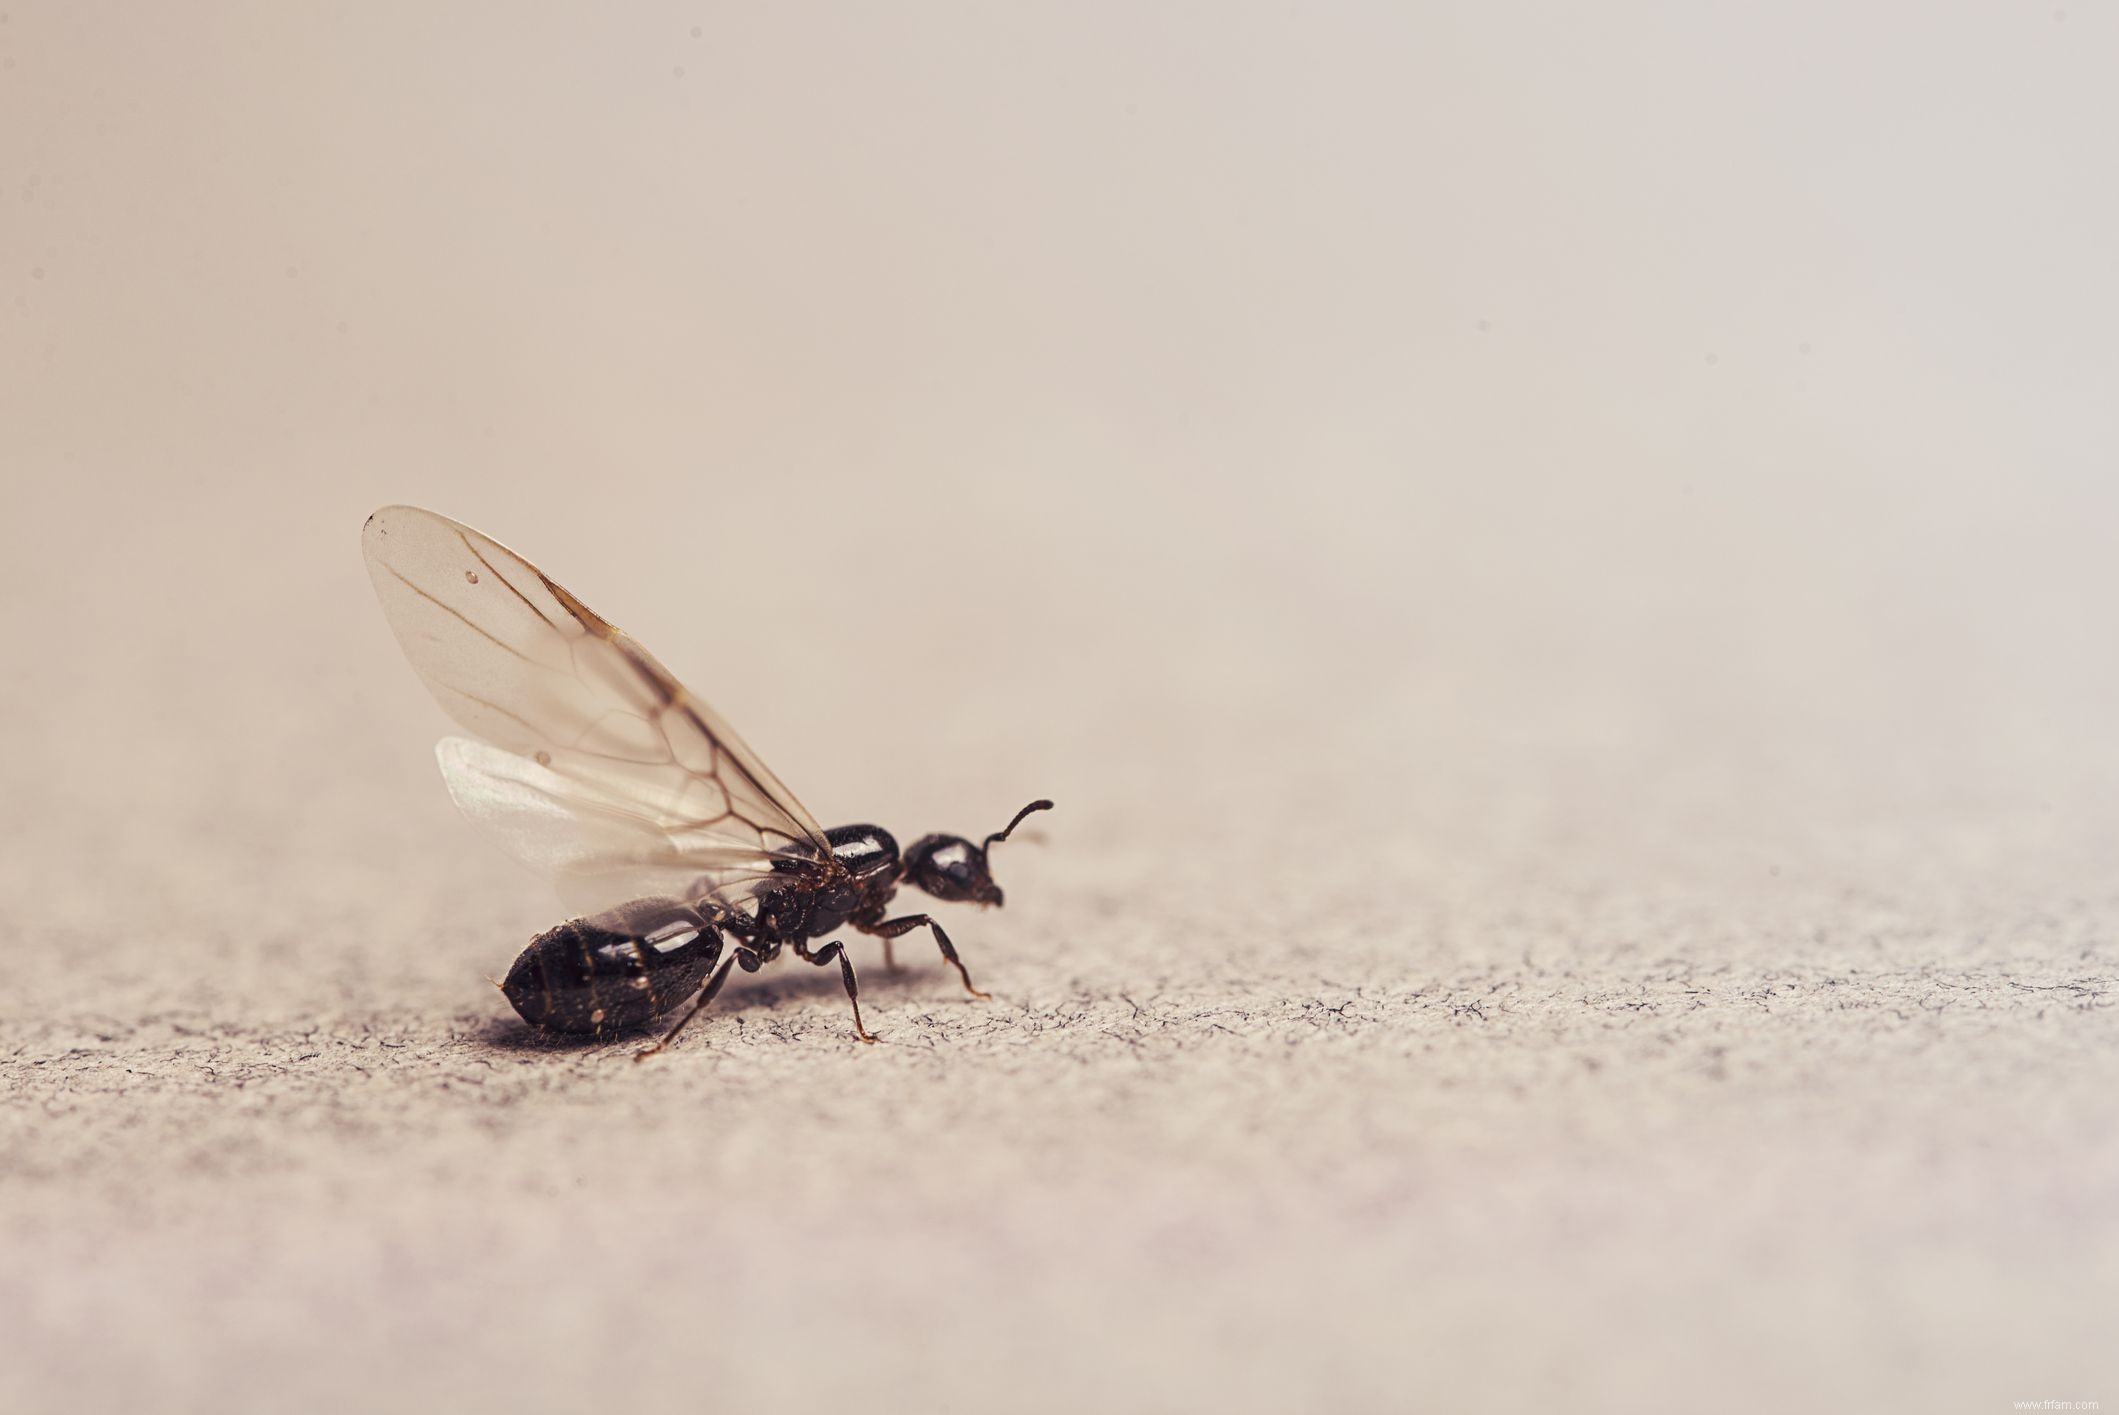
[[940, 849, 979, 888]]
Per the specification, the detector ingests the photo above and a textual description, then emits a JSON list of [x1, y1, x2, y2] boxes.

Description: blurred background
[[4, 4, 2117, 1410], [5, 3, 2118, 935]]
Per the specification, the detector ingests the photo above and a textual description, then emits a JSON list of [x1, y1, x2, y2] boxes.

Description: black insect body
[[501, 807, 1049, 1052], [362, 504, 1051, 1056], [502, 913, 723, 1036]]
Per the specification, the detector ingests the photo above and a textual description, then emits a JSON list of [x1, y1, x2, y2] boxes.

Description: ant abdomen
[[501, 917, 723, 1035]]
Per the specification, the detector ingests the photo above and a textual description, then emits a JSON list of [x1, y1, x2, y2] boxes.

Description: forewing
[[362, 504, 829, 913]]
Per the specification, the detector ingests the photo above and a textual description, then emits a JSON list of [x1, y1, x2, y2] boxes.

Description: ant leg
[[859, 914, 988, 1000], [793, 940, 878, 1044], [633, 954, 737, 1062], [881, 936, 899, 972]]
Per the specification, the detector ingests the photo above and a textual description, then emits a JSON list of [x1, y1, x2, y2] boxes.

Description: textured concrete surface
[[6, 5, 2119, 1413], [6, 495, 2116, 1412]]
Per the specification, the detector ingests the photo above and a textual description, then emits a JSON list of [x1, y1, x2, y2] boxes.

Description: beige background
[[4, 4, 2117, 1411]]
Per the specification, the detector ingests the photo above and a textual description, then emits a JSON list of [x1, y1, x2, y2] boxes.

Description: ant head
[[902, 799, 1053, 907]]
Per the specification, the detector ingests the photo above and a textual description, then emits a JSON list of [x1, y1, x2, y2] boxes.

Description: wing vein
[[382, 564, 561, 675], [443, 685, 554, 742], [457, 530, 564, 632]]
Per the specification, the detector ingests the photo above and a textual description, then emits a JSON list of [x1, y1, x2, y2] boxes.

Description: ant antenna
[[982, 799, 1055, 854]]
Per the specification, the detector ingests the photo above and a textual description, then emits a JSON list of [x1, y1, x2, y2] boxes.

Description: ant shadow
[[474, 956, 952, 1053]]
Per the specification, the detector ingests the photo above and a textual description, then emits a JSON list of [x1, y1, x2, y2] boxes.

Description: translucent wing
[[362, 504, 829, 918], [433, 736, 788, 921]]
